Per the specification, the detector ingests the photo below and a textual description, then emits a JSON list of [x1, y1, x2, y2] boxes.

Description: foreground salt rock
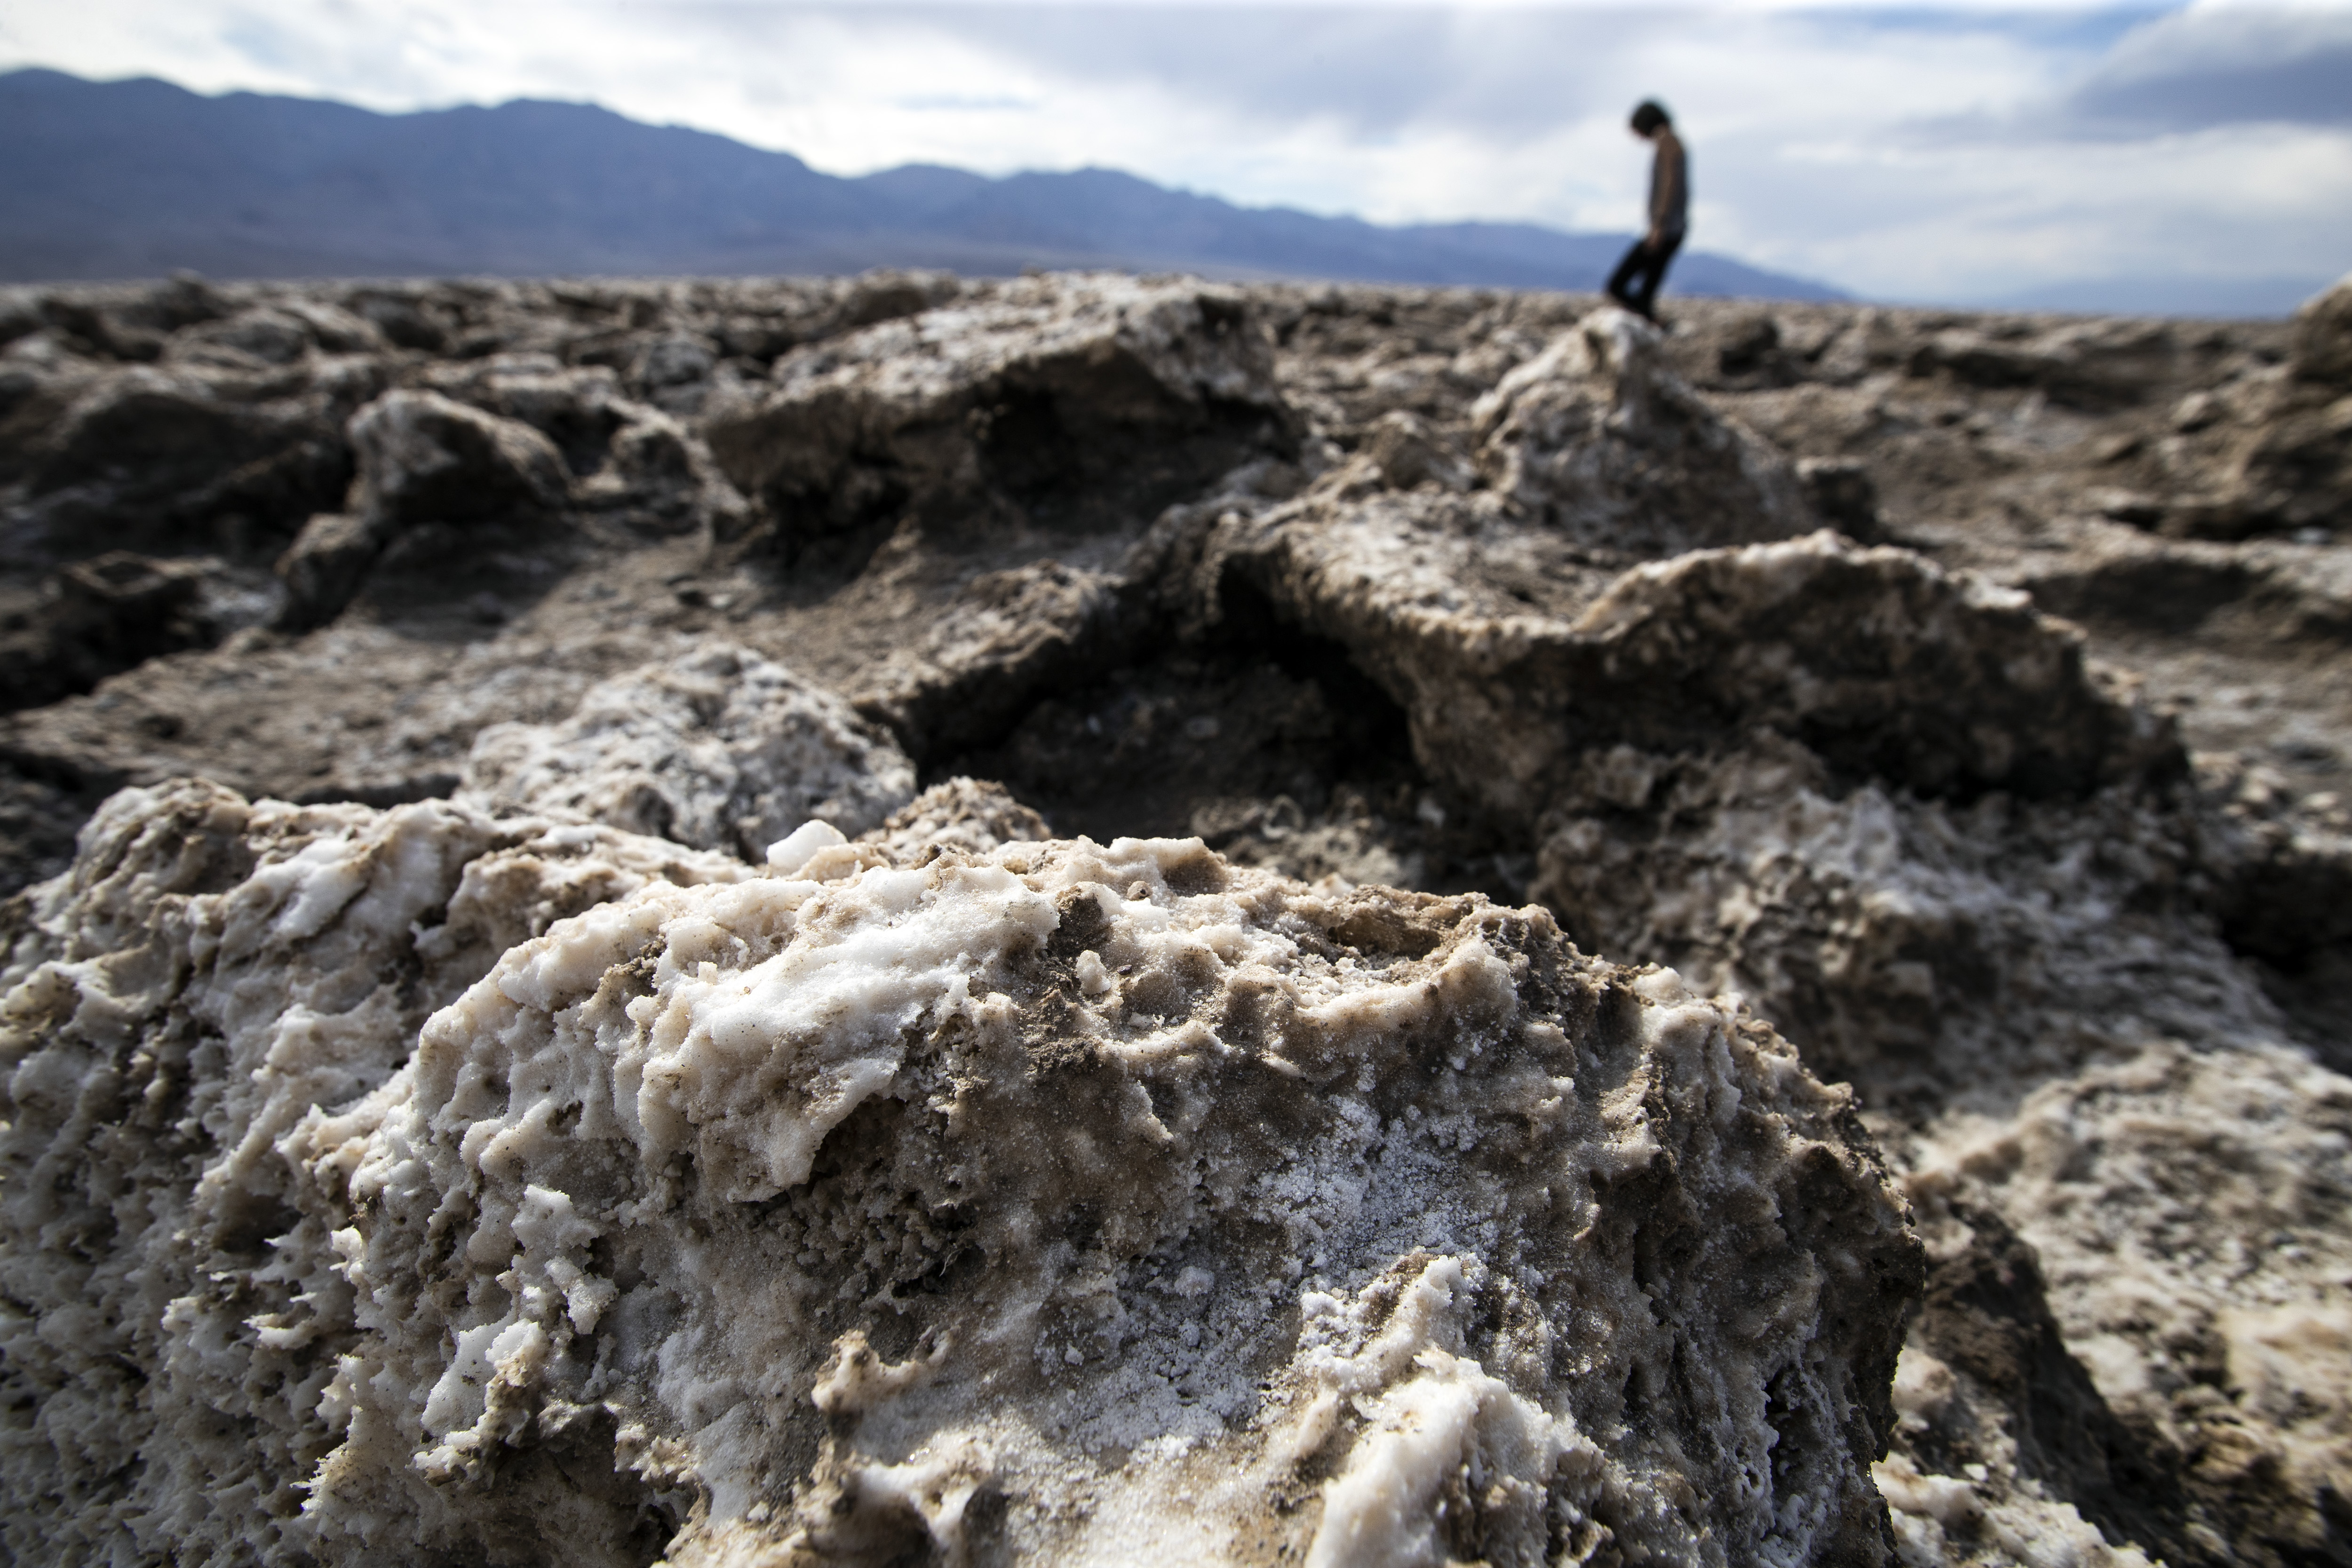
[[0, 779, 1922, 1566], [1519, 728, 2352, 1561], [1895, 1043, 2352, 1567], [0, 780, 750, 1568], [459, 640, 917, 857]]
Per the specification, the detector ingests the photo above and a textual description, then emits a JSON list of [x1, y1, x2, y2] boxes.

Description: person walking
[[1605, 100, 1687, 322]]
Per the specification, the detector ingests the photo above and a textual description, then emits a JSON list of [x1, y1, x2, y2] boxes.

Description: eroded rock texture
[[4, 266, 2352, 1566], [458, 641, 916, 857], [0, 781, 751, 1566], [701, 277, 1288, 559], [1473, 310, 1817, 557], [1, 785, 1916, 1566]]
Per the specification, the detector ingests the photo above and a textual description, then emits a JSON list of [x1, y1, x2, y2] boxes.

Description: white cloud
[[2061, 3, 2352, 132], [2, 0, 2347, 303]]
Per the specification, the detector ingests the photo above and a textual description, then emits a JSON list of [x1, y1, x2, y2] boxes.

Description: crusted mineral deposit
[[3, 787, 1916, 1566], [3, 267, 2350, 1567]]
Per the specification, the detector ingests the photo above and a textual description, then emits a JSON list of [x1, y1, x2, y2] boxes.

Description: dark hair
[[1630, 100, 1670, 135]]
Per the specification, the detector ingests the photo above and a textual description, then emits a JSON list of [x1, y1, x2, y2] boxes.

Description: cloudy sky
[[3, 0, 2348, 310]]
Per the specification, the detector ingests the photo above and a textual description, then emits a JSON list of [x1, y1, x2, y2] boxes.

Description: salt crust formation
[[350, 388, 571, 532], [1160, 298, 2352, 1564], [459, 642, 917, 858], [0, 782, 749, 1567], [0, 779, 1917, 1566], [856, 773, 1052, 865], [1472, 310, 1818, 557], [4, 269, 2352, 1566], [701, 277, 1288, 552]]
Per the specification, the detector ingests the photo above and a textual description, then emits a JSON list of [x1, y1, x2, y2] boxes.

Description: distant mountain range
[[0, 67, 1843, 301], [1978, 274, 2334, 321]]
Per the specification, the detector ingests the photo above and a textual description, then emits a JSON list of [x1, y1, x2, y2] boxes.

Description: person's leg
[[1632, 233, 1684, 319], [1605, 237, 1653, 310]]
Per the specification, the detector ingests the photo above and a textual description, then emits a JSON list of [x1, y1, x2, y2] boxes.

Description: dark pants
[[1605, 231, 1684, 319]]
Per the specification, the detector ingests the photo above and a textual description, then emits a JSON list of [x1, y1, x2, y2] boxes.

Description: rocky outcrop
[[2050, 272, 2352, 541], [170, 302, 386, 368], [273, 512, 384, 632], [278, 368, 750, 626], [0, 550, 239, 712], [2197, 752, 2352, 993], [348, 388, 571, 530], [459, 642, 916, 857], [853, 557, 1136, 759], [2289, 271, 2352, 386], [1525, 732, 2240, 1100], [703, 277, 1291, 556], [1881, 1204, 2197, 1568], [1899, 316, 2189, 411], [1186, 314, 2169, 827], [20, 366, 356, 550], [0, 783, 1919, 1567], [2224, 271, 2352, 535], [1902, 1043, 2352, 1568], [0, 780, 751, 1568], [1473, 309, 1818, 557], [414, 356, 749, 536], [0, 621, 671, 822], [1204, 517, 2170, 823]]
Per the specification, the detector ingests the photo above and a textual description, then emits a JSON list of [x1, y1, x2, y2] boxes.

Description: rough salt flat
[[2, 267, 2350, 1566]]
